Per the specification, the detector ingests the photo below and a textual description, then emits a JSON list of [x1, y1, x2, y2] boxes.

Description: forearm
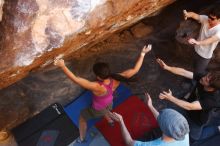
[[61, 65, 79, 82], [187, 12, 200, 21], [60, 66, 94, 90], [165, 66, 193, 79], [133, 54, 145, 74], [167, 96, 194, 110], [166, 66, 183, 75], [148, 105, 159, 119], [120, 54, 145, 78], [197, 36, 219, 45], [119, 120, 134, 146]]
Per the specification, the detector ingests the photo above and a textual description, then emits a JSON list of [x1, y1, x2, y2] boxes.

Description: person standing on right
[[184, 6, 220, 75]]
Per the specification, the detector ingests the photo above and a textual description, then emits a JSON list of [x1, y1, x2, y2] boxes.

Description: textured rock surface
[[0, 0, 175, 89], [130, 22, 154, 38]]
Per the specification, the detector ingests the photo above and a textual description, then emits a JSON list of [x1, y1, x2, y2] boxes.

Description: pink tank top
[[92, 79, 113, 110]]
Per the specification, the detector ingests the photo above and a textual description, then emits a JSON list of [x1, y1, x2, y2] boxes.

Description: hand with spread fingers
[[144, 92, 159, 119], [159, 89, 173, 100], [109, 112, 123, 123], [144, 92, 153, 107], [156, 58, 169, 70]]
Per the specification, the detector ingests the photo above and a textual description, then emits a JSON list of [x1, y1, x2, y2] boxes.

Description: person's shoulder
[[93, 81, 105, 90], [134, 138, 163, 146], [112, 79, 120, 89], [199, 15, 208, 20], [214, 23, 220, 32], [94, 81, 102, 85], [184, 133, 189, 143], [176, 134, 189, 146], [199, 15, 208, 23]]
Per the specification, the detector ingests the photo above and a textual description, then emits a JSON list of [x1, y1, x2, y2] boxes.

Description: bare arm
[[120, 45, 152, 78], [110, 113, 135, 146], [159, 90, 202, 110], [54, 59, 100, 92], [188, 36, 220, 46], [183, 10, 200, 21], [145, 93, 159, 119], [157, 58, 193, 79]]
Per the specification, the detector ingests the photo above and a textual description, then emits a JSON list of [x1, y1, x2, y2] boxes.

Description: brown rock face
[[0, 0, 174, 89], [130, 22, 154, 38]]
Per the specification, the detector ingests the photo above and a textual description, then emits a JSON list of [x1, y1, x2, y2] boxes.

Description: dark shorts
[[80, 103, 113, 121]]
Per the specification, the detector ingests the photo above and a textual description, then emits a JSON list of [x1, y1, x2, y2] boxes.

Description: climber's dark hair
[[93, 62, 136, 82]]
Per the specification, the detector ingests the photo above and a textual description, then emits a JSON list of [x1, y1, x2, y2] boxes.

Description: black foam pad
[[12, 103, 79, 146]]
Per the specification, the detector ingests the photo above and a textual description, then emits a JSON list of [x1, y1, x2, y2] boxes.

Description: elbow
[[132, 70, 138, 76], [185, 105, 194, 110], [129, 69, 138, 77], [133, 67, 140, 74], [180, 69, 187, 76], [185, 107, 192, 111]]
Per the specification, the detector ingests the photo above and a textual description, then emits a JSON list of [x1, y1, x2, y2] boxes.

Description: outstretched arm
[[145, 92, 159, 119], [54, 59, 100, 92], [188, 35, 220, 46], [159, 89, 202, 110], [183, 10, 200, 21], [157, 58, 193, 79], [119, 45, 152, 78], [110, 113, 135, 146]]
